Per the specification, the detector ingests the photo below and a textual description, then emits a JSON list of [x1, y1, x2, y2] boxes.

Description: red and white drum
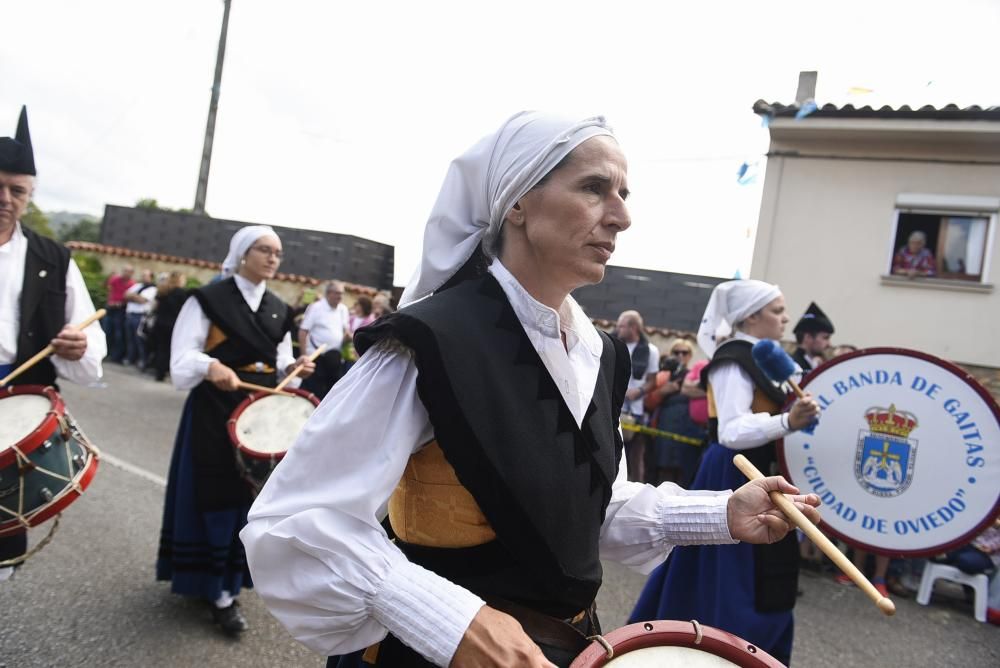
[[571, 621, 785, 667], [227, 388, 319, 494], [0, 385, 100, 535]]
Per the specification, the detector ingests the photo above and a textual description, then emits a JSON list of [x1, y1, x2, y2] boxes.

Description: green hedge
[[73, 252, 108, 308]]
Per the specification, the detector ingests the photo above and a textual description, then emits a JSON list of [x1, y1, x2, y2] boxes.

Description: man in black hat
[[791, 302, 834, 374], [0, 106, 107, 580]]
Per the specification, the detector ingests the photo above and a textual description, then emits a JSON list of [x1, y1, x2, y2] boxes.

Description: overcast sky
[[4, 0, 999, 285]]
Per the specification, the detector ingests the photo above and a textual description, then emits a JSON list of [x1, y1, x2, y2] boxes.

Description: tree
[[58, 217, 102, 243], [21, 202, 55, 238], [133, 198, 205, 216]]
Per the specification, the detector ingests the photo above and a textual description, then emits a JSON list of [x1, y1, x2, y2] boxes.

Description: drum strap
[[481, 594, 596, 654], [355, 596, 597, 666]]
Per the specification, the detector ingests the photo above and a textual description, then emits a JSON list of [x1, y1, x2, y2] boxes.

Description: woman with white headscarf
[[242, 113, 818, 668], [631, 280, 821, 665], [156, 225, 314, 636]]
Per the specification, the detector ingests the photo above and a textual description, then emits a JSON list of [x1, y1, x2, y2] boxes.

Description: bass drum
[[571, 620, 785, 667]]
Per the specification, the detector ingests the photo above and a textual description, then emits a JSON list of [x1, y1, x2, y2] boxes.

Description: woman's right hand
[[450, 606, 556, 668], [787, 393, 821, 431], [206, 361, 241, 392]]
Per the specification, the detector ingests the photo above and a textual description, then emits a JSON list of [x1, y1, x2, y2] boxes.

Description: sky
[[4, 0, 1000, 286]]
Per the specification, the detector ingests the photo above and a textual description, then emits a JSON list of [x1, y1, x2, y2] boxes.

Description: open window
[[887, 194, 997, 285]]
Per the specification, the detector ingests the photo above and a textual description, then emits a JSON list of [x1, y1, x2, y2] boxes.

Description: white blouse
[[708, 332, 793, 450], [169, 274, 296, 391], [241, 261, 736, 666]]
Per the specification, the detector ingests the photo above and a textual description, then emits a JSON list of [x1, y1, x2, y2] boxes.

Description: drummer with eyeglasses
[[155, 225, 314, 636], [0, 106, 107, 581], [241, 112, 821, 668]]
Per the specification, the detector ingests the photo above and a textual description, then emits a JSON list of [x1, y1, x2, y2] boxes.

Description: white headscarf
[[220, 225, 279, 278], [697, 279, 782, 357], [399, 111, 615, 307]]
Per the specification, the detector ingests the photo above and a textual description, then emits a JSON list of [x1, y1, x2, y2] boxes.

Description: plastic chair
[[916, 562, 989, 622]]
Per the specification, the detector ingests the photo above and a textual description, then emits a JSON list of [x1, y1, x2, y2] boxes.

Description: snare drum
[[571, 620, 786, 667], [0, 385, 100, 536], [227, 388, 319, 494]]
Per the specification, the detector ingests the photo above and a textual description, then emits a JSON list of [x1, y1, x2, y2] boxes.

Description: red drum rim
[[0, 444, 99, 536], [570, 620, 785, 668], [777, 346, 1000, 558], [0, 385, 65, 469], [227, 387, 319, 461]]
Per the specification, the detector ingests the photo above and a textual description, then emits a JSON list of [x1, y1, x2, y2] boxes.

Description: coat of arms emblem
[[855, 404, 918, 498]]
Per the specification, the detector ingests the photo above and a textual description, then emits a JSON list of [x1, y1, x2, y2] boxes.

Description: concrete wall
[[752, 122, 1000, 368], [573, 265, 725, 333]]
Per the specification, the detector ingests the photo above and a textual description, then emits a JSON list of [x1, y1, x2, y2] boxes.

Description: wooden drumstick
[[786, 377, 806, 400], [733, 454, 896, 616], [0, 308, 107, 387], [236, 381, 295, 397], [273, 343, 326, 392]]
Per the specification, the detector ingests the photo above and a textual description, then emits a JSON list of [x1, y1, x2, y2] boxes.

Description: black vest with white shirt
[[13, 225, 71, 387], [356, 274, 630, 618]]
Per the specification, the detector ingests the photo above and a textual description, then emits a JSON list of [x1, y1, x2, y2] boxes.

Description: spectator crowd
[[99, 264, 395, 393]]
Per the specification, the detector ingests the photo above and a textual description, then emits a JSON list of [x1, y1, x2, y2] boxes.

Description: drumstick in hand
[[733, 454, 896, 616], [273, 343, 326, 393], [0, 308, 107, 387], [236, 381, 295, 397]]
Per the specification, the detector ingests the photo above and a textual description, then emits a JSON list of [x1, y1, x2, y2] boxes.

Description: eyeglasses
[[249, 245, 284, 260], [671, 349, 691, 356]]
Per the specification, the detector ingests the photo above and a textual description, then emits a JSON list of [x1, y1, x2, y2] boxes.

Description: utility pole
[[193, 0, 231, 215]]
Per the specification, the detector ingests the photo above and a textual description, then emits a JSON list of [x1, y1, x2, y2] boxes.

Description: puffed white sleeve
[[169, 296, 215, 391], [51, 259, 107, 385], [241, 344, 485, 666], [276, 331, 296, 378], [598, 454, 736, 574], [711, 363, 789, 450]]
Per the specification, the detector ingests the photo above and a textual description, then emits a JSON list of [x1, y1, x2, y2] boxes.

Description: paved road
[[3, 365, 997, 666]]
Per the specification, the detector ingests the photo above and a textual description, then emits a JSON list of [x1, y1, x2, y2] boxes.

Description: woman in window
[[892, 230, 936, 277]]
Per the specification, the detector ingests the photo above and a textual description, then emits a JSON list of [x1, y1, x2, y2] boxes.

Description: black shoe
[[211, 600, 248, 634]]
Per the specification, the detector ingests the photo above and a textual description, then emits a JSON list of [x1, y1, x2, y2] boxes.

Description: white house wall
[[751, 154, 1000, 368]]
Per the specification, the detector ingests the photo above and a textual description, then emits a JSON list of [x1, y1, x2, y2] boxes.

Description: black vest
[[629, 332, 651, 381], [791, 347, 813, 374], [186, 278, 293, 511], [701, 339, 800, 613], [702, 339, 787, 473], [191, 278, 293, 367], [356, 275, 630, 617], [14, 226, 71, 387]]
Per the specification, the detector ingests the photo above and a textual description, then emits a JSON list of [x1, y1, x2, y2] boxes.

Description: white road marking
[[100, 451, 168, 488]]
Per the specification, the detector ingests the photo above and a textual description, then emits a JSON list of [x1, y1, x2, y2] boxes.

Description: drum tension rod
[[690, 619, 703, 645], [586, 634, 614, 660]]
